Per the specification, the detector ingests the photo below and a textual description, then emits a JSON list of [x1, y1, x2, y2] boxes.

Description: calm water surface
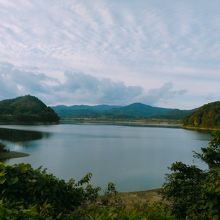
[[0, 124, 210, 192]]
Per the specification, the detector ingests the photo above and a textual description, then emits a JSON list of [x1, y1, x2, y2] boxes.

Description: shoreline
[[1, 120, 219, 132], [182, 125, 220, 132], [60, 118, 183, 128], [61, 119, 220, 131], [0, 151, 29, 160]]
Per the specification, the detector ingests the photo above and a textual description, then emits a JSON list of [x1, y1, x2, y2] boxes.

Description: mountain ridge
[[52, 102, 193, 120]]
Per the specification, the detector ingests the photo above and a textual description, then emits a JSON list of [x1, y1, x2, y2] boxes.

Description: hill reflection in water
[[0, 127, 49, 143]]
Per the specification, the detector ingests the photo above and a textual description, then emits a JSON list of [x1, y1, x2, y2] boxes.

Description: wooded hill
[[52, 103, 192, 120], [0, 95, 59, 123], [183, 101, 220, 129]]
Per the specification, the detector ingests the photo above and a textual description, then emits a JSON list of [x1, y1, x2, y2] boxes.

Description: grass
[[119, 188, 162, 209]]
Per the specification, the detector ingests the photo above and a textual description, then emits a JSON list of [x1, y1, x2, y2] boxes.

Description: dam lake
[[0, 124, 210, 192]]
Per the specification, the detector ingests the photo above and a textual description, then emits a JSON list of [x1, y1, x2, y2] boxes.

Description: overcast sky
[[0, 0, 220, 108]]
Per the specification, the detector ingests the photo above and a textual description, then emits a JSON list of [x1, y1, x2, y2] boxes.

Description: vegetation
[[0, 132, 219, 219], [52, 103, 192, 120], [163, 132, 220, 219], [0, 164, 173, 219], [0, 143, 8, 153], [183, 101, 220, 129], [0, 163, 100, 219], [0, 95, 59, 123]]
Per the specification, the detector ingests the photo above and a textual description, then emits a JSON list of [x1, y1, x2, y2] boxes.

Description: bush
[[0, 163, 100, 218], [163, 132, 220, 219], [0, 143, 8, 153]]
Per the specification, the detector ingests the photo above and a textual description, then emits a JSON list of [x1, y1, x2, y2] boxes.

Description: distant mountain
[[52, 103, 192, 120], [183, 101, 220, 129], [0, 95, 59, 123], [52, 104, 120, 118]]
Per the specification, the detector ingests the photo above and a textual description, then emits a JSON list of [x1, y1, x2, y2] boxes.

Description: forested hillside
[[183, 101, 220, 129], [52, 103, 192, 120], [0, 95, 59, 123]]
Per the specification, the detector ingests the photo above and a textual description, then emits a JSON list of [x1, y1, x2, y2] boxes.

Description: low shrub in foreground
[[0, 163, 99, 218]]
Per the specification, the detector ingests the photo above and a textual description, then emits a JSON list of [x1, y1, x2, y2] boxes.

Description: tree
[[194, 131, 220, 169], [0, 163, 100, 218], [163, 132, 220, 219]]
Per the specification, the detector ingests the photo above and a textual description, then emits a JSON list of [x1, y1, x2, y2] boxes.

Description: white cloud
[[0, 62, 187, 106], [0, 0, 220, 108]]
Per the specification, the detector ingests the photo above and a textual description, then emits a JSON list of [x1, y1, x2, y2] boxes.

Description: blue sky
[[0, 0, 220, 108]]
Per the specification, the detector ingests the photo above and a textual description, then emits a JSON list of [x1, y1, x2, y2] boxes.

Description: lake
[[0, 124, 210, 192]]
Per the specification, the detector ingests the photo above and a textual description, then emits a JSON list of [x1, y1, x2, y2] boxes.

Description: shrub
[[163, 132, 220, 219], [0, 163, 100, 218]]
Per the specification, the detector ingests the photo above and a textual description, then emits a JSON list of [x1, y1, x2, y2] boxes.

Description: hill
[[0, 95, 59, 123], [183, 101, 220, 129], [52, 104, 120, 118], [52, 103, 192, 120]]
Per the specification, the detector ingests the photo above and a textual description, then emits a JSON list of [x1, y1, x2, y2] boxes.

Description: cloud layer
[[0, 62, 186, 107], [0, 0, 220, 108]]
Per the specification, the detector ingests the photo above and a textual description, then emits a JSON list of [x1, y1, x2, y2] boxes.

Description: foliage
[[0, 143, 8, 153], [183, 101, 220, 129], [163, 162, 205, 219], [0, 201, 52, 220], [100, 182, 123, 208], [67, 183, 175, 220], [163, 132, 220, 219], [0, 163, 175, 219], [194, 131, 220, 168], [0, 163, 100, 218], [0, 95, 59, 123], [62, 202, 175, 220]]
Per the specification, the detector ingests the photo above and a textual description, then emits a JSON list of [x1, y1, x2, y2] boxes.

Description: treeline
[[0, 133, 219, 219]]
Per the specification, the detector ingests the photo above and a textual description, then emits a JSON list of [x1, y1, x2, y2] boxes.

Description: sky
[[0, 0, 220, 109]]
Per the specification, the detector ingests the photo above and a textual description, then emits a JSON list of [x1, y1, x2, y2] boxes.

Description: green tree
[[0, 143, 8, 153], [163, 132, 220, 219], [0, 163, 99, 218], [194, 131, 220, 168]]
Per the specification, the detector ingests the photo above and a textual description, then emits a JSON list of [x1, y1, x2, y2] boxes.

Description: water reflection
[[0, 127, 49, 143]]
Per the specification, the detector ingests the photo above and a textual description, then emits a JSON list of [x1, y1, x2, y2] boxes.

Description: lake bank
[[61, 119, 220, 131], [60, 118, 182, 128], [182, 125, 220, 132], [0, 151, 29, 160]]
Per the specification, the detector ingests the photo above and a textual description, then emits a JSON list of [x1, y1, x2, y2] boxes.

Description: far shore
[[60, 118, 183, 128], [1, 119, 219, 132]]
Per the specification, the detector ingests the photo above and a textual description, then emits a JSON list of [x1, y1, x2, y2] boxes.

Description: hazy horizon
[[0, 0, 220, 108]]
